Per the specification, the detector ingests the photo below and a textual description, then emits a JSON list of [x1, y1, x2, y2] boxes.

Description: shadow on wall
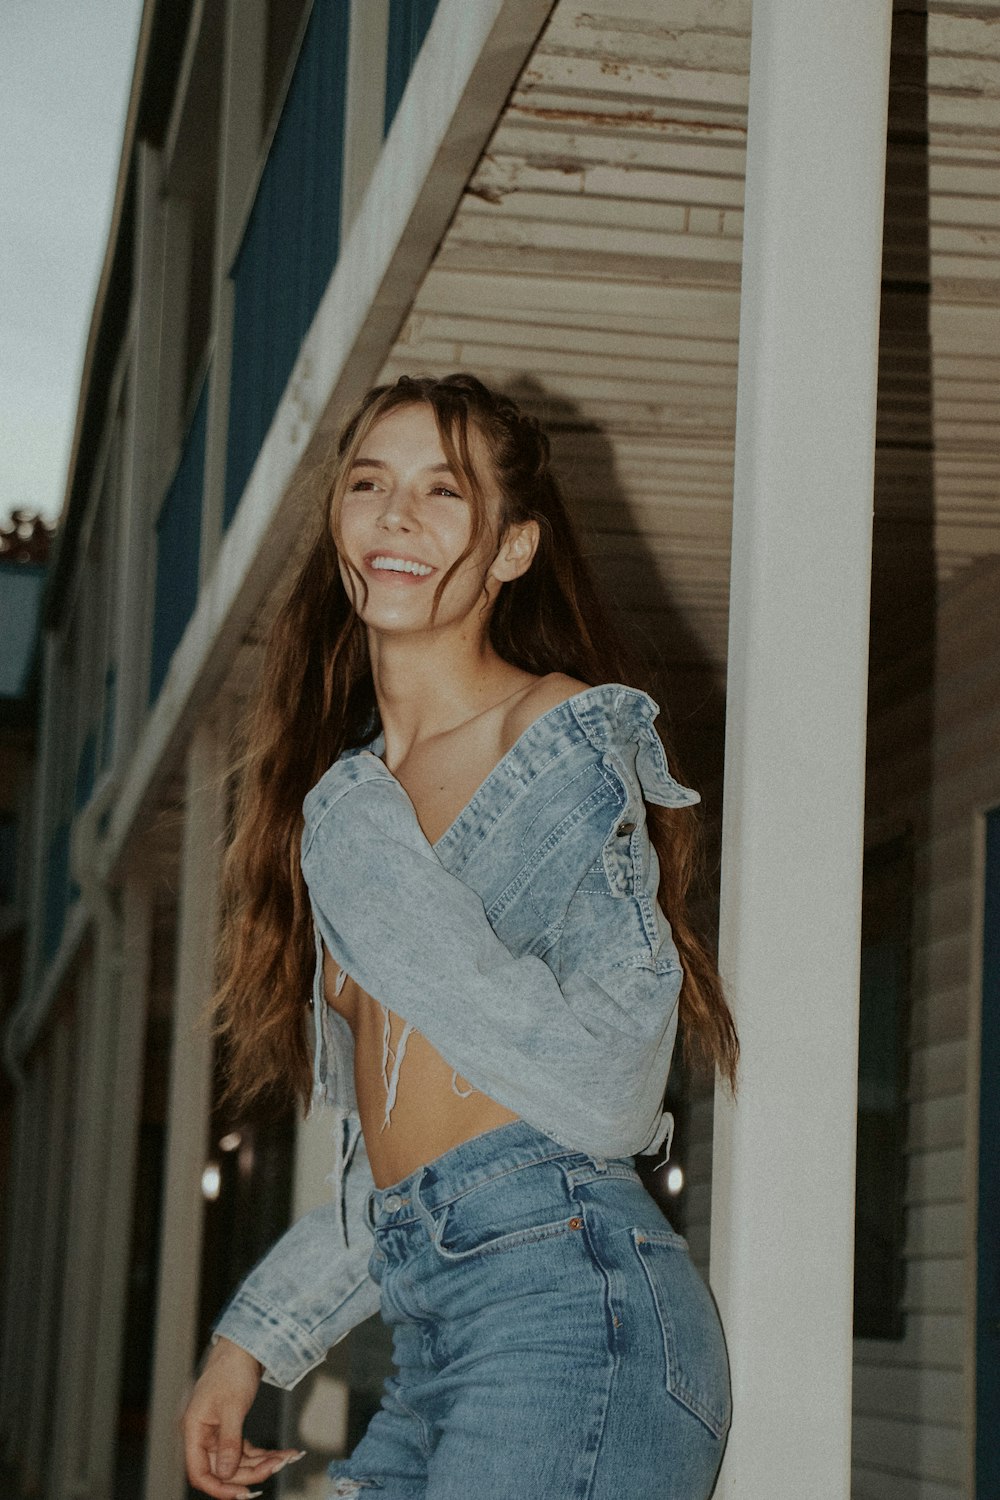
[[501, 373, 728, 1237], [502, 375, 727, 797]]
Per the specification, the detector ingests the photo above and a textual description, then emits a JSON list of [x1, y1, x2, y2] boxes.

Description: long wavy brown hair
[[213, 373, 738, 1112]]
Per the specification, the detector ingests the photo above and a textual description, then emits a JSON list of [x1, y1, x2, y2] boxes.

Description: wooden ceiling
[[377, 0, 999, 730]]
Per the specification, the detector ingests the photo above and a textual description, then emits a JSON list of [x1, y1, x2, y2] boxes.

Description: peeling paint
[[509, 102, 747, 135], [465, 183, 507, 204]]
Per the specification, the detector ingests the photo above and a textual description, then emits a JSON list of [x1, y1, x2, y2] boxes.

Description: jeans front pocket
[[427, 1159, 581, 1262], [630, 1229, 732, 1440]]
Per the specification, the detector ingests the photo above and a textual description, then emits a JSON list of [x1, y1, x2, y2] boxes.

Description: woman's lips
[[363, 551, 437, 582]]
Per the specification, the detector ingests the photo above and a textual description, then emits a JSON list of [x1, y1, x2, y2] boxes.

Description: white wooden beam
[[144, 719, 226, 1500], [87, 874, 156, 1498], [341, 0, 390, 237], [709, 2, 893, 1496]]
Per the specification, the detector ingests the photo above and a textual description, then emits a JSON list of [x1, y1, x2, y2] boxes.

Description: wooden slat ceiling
[[379, 0, 1000, 705]]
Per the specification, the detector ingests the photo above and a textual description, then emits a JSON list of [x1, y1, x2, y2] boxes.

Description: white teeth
[[370, 555, 433, 576]]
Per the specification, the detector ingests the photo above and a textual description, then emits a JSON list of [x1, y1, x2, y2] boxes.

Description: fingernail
[[243, 1491, 263, 1498], [274, 1451, 307, 1473]]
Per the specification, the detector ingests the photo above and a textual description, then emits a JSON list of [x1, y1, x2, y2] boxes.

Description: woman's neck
[[368, 629, 534, 766]]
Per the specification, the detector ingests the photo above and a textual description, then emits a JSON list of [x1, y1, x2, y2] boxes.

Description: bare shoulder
[[502, 671, 592, 751]]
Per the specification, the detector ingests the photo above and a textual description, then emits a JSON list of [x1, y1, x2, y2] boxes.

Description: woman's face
[[335, 403, 532, 639]]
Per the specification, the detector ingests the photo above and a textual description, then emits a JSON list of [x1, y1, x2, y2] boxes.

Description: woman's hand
[[182, 1336, 305, 1498]]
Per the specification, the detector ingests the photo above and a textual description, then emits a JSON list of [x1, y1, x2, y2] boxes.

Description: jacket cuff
[[212, 1288, 334, 1391]]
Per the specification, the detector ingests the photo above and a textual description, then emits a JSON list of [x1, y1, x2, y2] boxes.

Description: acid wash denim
[[213, 684, 730, 1466], [326, 1119, 730, 1500]]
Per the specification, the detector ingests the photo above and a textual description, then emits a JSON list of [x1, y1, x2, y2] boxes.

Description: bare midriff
[[323, 947, 519, 1189], [319, 671, 589, 1191]]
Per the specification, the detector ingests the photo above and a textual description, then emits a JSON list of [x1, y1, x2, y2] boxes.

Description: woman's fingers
[[221, 1447, 306, 1479], [213, 1406, 248, 1481], [184, 1422, 242, 1499], [187, 1435, 304, 1499]]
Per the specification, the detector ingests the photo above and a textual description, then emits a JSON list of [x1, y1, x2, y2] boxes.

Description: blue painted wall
[[384, 0, 441, 136], [224, 0, 350, 529]]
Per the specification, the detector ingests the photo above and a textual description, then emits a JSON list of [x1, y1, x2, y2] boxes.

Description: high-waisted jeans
[[327, 1119, 731, 1499]]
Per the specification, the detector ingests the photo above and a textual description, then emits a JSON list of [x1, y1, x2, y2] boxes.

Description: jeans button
[[382, 1192, 403, 1213]]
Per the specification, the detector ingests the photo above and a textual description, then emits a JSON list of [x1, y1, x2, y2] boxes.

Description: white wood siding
[[853, 556, 1000, 1497]]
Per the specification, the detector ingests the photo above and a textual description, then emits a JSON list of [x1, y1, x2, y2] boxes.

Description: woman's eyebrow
[[350, 457, 459, 476]]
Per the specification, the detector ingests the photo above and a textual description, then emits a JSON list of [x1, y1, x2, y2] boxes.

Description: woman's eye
[[348, 479, 378, 492], [431, 485, 462, 499]]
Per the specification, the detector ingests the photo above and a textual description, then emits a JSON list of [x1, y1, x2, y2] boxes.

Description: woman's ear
[[489, 519, 540, 584]]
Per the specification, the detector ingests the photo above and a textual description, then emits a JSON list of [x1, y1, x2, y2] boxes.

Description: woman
[[183, 373, 738, 1500]]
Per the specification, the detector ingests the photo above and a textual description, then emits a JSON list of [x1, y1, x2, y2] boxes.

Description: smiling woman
[[181, 373, 738, 1500], [334, 402, 539, 644]]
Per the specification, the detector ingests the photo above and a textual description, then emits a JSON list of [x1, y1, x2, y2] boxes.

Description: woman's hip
[[364, 1119, 731, 1445]]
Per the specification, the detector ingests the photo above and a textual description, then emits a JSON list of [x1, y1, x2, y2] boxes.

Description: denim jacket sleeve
[[300, 739, 689, 1160], [210, 1114, 381, 1389]]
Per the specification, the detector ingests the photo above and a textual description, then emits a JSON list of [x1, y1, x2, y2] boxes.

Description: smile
[[368, 554, 434, 577]]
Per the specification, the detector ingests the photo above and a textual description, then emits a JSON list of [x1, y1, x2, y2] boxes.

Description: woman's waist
[[362, 1118, 682, 1279], [359, 1080, 521, 1192], [367, 1117, 646, 1230], [347, 1000, 516, 1187]]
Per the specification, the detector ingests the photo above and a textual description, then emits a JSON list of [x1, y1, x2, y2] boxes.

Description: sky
[[1, 0, 146, 529]]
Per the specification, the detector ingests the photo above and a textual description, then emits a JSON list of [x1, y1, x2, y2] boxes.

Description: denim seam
[[631, 1234, 729, 1440], [301, 761, 394, 854], [485, 776, 615, 925], [576, 1205, 624, 1500], [418, 1143, 586, 1211], [430, 1215, 579, 1261]]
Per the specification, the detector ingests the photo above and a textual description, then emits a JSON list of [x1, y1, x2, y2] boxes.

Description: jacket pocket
[[486, 765, 625, 955], [629, 1228, 732, 1440]]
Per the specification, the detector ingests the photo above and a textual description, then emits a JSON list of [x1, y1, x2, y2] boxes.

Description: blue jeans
[[327, 1120, 731, 1499]]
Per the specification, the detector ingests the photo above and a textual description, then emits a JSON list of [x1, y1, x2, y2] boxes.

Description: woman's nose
[[376, 484, 417, 530]]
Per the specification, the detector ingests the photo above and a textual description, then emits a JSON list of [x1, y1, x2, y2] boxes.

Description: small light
[[218, 1131, 242, 1153], [666, 1166, 684, 1196], [201, 1162, 222, 1200]]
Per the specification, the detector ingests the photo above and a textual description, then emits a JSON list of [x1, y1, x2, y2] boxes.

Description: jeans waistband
[[366, 1119, 633, 1229]]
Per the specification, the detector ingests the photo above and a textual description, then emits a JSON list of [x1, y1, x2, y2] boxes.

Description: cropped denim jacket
[[213, 684, 699, 1388]]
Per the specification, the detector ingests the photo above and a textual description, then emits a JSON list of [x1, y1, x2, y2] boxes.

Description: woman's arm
[[209, 1118, 381, 1389], [183, 1118, 380, 1493], [302, 756, 684, 1158]]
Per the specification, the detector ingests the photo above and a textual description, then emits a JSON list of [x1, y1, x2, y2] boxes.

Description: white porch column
[[87, 871, 156, 1499], [23, 1022, 74, 1493], [709, 3, 892, 1498], [144, 718, 227, 1500]]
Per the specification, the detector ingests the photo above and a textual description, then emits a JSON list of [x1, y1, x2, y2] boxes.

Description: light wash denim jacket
[[213, 684, 699, 1387]]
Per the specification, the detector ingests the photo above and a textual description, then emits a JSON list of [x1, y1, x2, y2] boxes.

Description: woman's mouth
[[365, 553, 435, 580]]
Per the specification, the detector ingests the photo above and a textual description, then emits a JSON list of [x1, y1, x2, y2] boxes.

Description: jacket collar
[[302, 683, 699, 854]]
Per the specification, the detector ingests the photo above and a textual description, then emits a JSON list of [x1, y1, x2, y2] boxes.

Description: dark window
[[854, 834, 912, 1339], [0, 811, 17, 906]]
